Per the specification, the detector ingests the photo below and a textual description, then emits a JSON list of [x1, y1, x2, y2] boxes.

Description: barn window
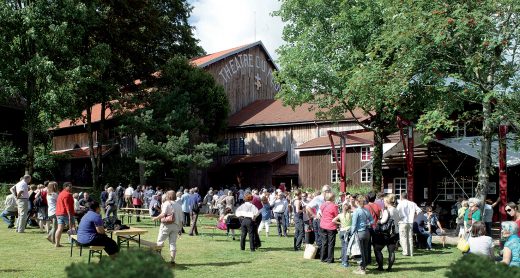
[[394, 177, 407, 198], [227, 137, 246, 155], [361, 168, 372, 183], [331, 169, 340, 183], [330, 148, 341, 163], [361, 147, 371, 161]]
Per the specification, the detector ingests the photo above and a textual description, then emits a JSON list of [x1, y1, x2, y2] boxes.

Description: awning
[[228, 151, 287, 165], [273, 164, 299, 176], [51, 145, 115, 160], [434, 136, 520, 167]]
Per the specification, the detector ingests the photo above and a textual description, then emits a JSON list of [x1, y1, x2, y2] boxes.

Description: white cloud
[[189, 0, 285, 62]]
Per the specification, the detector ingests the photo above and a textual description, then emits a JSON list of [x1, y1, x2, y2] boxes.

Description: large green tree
[[275, 0, 432, 191], [406, 1, 520, 203], [121, 57, 229, 185], [0, 0, 83, 176], [63, 0, 204, 189]]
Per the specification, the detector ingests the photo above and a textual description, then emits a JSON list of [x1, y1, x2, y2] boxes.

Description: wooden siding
[[224, 122, 362, 165], [298, 147, 370, 190], [203, 45, 279, 114], [52, 132, 94, 151]]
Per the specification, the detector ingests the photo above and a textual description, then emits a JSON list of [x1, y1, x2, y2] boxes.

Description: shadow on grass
[[174, 260, 252, 270], [260, 246, 298, 252], [0, 269, 24, 273]]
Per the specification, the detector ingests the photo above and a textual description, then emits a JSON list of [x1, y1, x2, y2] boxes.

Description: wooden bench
[[118, 235, 162, 254], [70, 235, 105, 263]]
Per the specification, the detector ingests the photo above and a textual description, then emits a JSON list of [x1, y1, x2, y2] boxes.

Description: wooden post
[[407, 125, 415, 202], [340, 137, 346, 200]]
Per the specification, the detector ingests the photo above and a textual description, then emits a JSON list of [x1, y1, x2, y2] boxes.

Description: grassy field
[[0, 214, 461, 278]]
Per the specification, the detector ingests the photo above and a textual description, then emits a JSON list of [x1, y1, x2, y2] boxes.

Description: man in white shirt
[[124, 184, 134, 208], [10, 175, 31, 233], [271, 192, 288, 237], [396, 192, 422, 256], [236, 194, 259, 251]]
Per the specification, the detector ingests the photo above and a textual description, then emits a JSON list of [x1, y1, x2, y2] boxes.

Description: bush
[[446, 253, 520, 278], [65, 249, 172, 278]]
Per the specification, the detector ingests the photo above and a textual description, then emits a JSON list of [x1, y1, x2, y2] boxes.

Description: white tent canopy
[[434, 136, 520, 167]]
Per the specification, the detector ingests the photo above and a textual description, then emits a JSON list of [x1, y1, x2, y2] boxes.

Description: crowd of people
[[2, 176, 520, 272]]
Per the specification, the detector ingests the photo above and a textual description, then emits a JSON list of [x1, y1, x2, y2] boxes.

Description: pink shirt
[[319, 201, 339, 231]]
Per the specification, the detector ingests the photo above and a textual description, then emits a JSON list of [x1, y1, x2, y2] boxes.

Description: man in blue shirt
[[77, 201, 119, 256], [189, 187, 202, 236]]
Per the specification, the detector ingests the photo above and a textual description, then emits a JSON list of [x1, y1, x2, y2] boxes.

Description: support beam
[[498, 124, 508, 221]]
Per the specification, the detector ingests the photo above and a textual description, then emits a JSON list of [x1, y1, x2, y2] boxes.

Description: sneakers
[[341, 263, 349, 268], [353, 268, 366, 275]]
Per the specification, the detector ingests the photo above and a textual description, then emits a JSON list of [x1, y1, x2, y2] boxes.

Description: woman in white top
[[153, 190, 184, 265], [46, 181, 59, 244], [467, 221, 494, 259]]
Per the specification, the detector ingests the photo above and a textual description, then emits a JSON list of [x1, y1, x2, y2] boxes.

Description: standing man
[[10, 175, 31, 233], [124, 184, 134, 209], [115, 183, 125, 209], [396, 192, 422, 256], [55, 182, 75, 248], [483, 198, 500, 237], [181, 189, 191, 228], [271, 191, 288, 237], [189, 187, 202, 236], [77, 201, 119, 257], [1, 193, 18, 228]]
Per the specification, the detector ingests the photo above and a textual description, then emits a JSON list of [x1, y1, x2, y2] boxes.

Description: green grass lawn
[[0, 215, 461, 278]]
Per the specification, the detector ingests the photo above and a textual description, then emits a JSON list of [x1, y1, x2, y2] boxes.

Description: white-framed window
[[394, 177, 407, 198], [331, 169, 340, 183], [361, 168, 372, 183], [226, 137, 246, 155], [330, 148, 341, 163], [361, 147, 371, 161]]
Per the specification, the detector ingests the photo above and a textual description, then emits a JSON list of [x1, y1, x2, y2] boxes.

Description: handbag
[[303, 244, 318, 259], [161, 214, 174, 225], [457, 237, 470, 252], [347, 232, 361, 256]]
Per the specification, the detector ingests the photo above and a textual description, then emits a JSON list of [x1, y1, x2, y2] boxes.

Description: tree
[[63, 0, 204, 189], [122, 57, 229, 185], [275, 0, 433, 191], [406, 0, 520, 203], [0, 0, 80, 175]]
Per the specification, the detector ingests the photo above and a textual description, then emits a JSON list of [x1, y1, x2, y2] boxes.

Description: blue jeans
[[340, 230, 351, 265], [1, 210, 17, 226], [417, 230, 432, 249]]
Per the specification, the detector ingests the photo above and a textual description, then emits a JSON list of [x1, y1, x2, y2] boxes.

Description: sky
[[189, 0, 285, 62]]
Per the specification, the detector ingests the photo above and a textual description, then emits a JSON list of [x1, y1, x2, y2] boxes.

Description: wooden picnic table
[[113, 227, 148, 249], [118, 208, 152, 224]]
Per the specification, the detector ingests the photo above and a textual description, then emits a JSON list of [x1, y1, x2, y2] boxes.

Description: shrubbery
[[446, 253, 520, 278], [65, 249, 172, 278]]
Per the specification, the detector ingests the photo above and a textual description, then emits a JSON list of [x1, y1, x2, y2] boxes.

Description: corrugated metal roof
[[228, 151, 287, 164], [190, 41, 278, 70], [228, 99, 367, 128]]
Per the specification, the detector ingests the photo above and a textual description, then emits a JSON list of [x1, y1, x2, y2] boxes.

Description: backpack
[[34, 195, 45, 208], [375, 209, 395, 235]]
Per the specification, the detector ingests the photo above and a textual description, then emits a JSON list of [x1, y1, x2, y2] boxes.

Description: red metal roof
[[296, 131, 374, 150], [228, 99, 367, 127], [56, 103, 115, 129], [228, 151, 287, 164], [51, 145, 114, 159], [190, 41, 278, 70]]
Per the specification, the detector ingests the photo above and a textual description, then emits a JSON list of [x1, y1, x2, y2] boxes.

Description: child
[[258, 196, 272, 237], [221, 207, 237, 240], [333, 201, 353, 267]]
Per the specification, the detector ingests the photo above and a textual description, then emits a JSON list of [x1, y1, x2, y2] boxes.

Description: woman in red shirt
[[319, 192, 339, 263]]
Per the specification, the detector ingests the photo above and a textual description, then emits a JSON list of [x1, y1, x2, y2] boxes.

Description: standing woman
[[373, 194, 399, 271], [153, 191, 184, 265], [35, 183, 49, 233], [464, 198, 482, 232], [457, 201, 469, 237], [350, 195, 374, 275], [132, 186, 144, 222], [505, 202, 520, 236], [46, 181, 58, 244], [292, 190, 304, 250], [105, 187, 118, 220], [319, 191, 338, 263]]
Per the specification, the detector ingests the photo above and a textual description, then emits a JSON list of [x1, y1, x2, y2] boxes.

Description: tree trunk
[[476, 98, 492, 205], [372, 127, 384, 192], [25, 125, 35, 176], [96, 100, 106, 186], [86, 106, 99, 189]]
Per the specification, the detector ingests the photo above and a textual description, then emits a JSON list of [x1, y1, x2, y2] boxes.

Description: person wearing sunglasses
[[505, 202, 520, 237]]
